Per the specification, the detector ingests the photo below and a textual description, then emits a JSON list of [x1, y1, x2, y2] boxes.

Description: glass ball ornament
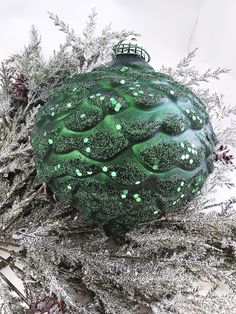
[[30, 37, 217, 237]]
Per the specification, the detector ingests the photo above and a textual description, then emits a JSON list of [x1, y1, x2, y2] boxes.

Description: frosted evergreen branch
[[0, 10, 235, 314], [0, 185, 44, 231], [176, 48, 198, 68], [160, 49, 230, 87], [48, 11, 81, 45], [0, 62, 13, 95], [82, 7, 97, 42], [0, 281, 26, 314]]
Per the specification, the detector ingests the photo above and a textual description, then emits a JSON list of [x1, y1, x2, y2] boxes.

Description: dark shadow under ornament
[[30, 36, 217, 238]]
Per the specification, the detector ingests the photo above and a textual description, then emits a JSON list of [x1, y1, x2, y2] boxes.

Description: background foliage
[[0, 9, 236, 314]]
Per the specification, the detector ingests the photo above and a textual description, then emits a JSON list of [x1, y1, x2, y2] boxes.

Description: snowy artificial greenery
[[0, 9, 236, 314]]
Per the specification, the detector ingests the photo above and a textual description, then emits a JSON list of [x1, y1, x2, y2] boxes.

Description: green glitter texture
[[30, 56, 217, 237]]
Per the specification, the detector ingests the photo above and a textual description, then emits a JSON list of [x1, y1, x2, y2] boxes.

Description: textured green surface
[[30, 59, 217, 236]]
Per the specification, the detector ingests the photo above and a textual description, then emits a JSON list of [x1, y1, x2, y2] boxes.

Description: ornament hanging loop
[[112, 35, 151, 63]]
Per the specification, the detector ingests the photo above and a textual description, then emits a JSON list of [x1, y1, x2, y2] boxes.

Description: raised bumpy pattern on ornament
[[30, 62, 217, 235]]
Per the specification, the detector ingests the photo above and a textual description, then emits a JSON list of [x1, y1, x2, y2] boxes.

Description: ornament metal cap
[[112, 35, 151, 63]]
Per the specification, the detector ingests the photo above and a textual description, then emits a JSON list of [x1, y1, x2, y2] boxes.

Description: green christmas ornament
[[30, 36, 217, 237]]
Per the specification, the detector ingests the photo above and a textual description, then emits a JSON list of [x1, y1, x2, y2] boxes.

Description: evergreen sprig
[[0, 9, 235, 314]]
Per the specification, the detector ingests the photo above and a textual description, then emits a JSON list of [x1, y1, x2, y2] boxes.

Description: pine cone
[[26, 294, 63, 314], [10, 72, 29, 102], [214, 144, 233, 164]]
